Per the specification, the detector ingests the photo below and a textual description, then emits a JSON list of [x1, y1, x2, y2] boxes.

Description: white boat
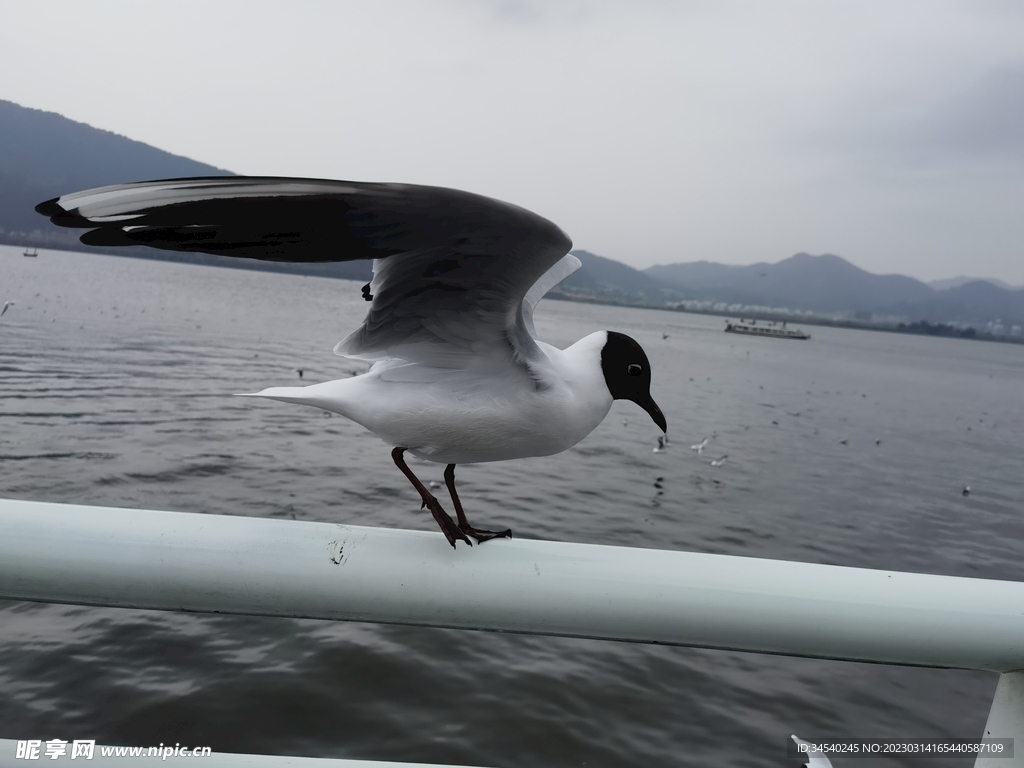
[[724, 318, 809, 340]]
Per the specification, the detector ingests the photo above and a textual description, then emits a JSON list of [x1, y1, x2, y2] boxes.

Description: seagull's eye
[[627, 364, 643, 376]]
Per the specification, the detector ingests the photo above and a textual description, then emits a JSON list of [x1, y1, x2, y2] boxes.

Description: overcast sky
[[3, 1, 1022, 283]]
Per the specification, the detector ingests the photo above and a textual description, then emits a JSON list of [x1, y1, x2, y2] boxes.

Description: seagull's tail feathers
[[235, 380, 355, 417]]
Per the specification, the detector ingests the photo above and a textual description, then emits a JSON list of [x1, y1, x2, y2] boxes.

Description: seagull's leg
[[392, 448, 471, 549], [444, 464, 512, 543]]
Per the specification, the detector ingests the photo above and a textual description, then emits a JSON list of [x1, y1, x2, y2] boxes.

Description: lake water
[[2, 244, 1023, 766]]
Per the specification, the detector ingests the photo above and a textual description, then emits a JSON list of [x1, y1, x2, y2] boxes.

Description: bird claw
[[460, 525, 512, 543], [440, 517, 473, 549], [421, 495, 472, 549]]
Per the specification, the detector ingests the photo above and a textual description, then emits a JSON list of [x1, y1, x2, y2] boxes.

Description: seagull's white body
[[249, 333, 614, 464]]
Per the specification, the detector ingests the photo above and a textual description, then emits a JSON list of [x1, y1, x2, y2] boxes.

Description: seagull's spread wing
[[37, 177, 573, 376], [520, 253, 581, 339]]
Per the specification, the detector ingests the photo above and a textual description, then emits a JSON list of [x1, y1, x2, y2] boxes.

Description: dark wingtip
[[80, 227, 134, 247], [35, 197, 64, 217]]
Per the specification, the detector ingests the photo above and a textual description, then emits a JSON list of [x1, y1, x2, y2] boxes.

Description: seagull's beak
[[636, 394, 667, 433]]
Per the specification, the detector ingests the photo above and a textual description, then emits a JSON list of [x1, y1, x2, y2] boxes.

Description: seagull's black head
[[600, 331, 667, 433]]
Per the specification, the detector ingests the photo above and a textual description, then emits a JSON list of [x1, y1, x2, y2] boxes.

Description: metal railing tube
[[2, 499, 1024, 671]]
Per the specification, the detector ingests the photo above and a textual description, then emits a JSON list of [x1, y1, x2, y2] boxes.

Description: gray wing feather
[[37, 176, 573, 373]]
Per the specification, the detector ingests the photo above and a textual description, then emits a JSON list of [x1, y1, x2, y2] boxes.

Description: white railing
[[1, 498, 1021, 767]]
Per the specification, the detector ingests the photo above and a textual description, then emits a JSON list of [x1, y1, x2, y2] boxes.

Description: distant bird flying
[[37, 176, 667, 547], [1, 301, 13, 317]]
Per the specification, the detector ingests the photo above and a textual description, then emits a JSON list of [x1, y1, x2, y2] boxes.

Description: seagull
[[1, 301, 13, 317], [962, 485, 970, 497], [710, 454, 728, 467], [690, 437, 708, 454], [36, 177, 667, 548], [653, 435, 668, 453]]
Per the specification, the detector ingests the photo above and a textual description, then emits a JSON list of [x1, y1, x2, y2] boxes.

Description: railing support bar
[[976, 672, 1024, 768]]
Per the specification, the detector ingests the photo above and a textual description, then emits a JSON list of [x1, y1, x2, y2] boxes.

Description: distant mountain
[[559, 250, 681, 303], [0, 99, 372, 281], [903, 280, 1024, 327], [645, 253, 934, 314], [928, 276, 1022, 291], [644, 253, 1024, 330]]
